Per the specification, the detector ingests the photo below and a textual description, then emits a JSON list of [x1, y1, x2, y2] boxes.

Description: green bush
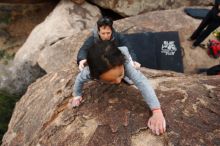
[[213, 30, 220, 40], [0, 14, 11, 24], [0, 90, 19, 144], [0, 50, 5, 59], [0, 50, 15, 65]]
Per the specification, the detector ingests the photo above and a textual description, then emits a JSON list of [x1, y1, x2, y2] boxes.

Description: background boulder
[[0, 0, 101, 94], [88, 0, 211, 16]]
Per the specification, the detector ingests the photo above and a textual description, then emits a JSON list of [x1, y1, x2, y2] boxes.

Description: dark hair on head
[[87, 41, 125, 79], [97, 17, 113, 31]]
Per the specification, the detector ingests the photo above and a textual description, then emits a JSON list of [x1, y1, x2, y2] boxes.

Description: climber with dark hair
[[69, 41, 166, 136]]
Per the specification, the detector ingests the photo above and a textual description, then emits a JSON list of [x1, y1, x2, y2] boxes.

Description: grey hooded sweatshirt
[[77, 26, 137, 64]]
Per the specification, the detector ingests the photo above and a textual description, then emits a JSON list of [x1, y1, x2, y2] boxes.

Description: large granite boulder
[[0, 0, 59, 95], [0, 1, 57, 57], [14, 0, 101, 67], [0, 61, 46, 95], [2, 68, 220, 146], [88, 0, 211, 17], [0, 0, 101, 94]]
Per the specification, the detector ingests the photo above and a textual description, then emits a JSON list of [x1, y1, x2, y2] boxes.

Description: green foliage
[[0, 14, 11, 24], [0, 90, 19, 144], [213, 30, 220, 40], [0, 50, 5, 58], [0, 50, 15, 65]]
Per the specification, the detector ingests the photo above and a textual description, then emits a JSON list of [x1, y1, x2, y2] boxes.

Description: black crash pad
[[184, 8, 209, 19], [124, 32, 183, 73]]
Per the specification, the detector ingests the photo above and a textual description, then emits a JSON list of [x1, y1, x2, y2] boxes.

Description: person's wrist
[[74, 96, 81, 100], [152, 108, 162, 113]]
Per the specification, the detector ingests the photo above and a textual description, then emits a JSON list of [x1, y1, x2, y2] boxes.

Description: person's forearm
[[72, 67, 91, 96], [73, 74, 84, 97], [133, 72, 161, 109], [119, 46, 160, 109], [125, 65, 161, 109]]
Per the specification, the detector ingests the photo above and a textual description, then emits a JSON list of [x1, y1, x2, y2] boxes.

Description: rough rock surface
[[14, 0, 101, 68], [37, 30, 90, 73], [88, 0, 211, 16], [2, 68, 220, 146]]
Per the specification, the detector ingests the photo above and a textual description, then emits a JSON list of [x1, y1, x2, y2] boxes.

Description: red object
[[208, 40, 220, 58]]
